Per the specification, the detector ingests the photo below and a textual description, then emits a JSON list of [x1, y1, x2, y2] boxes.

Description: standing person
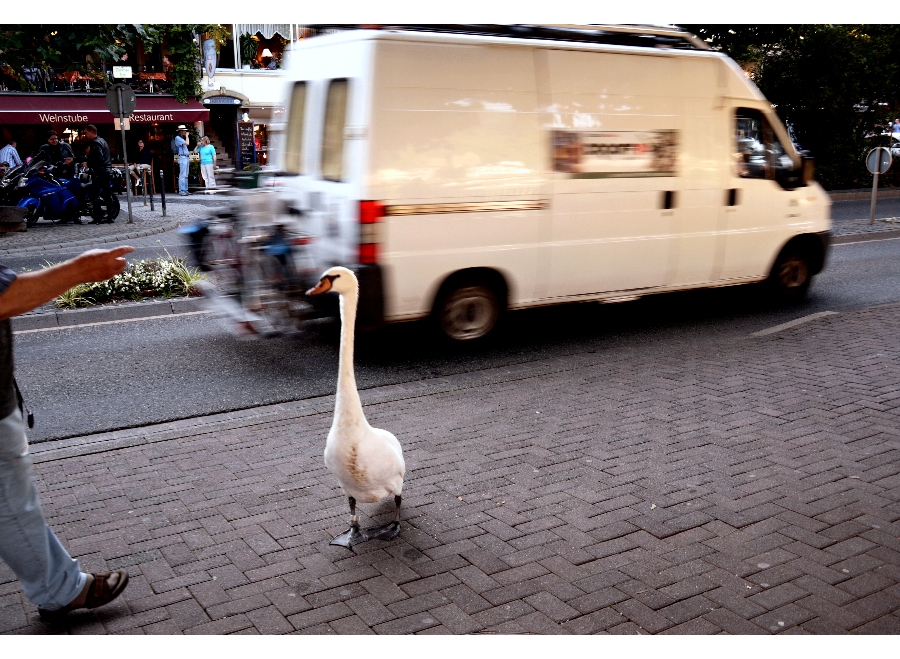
[[82, 125, 114, 224], [0, 139, 23, 170], [196, 136, 217, 190], [129, 139, 153, 192], [892, 118, 900, 134], [0, 247, 134, 619], [174, 125, 190, 196]]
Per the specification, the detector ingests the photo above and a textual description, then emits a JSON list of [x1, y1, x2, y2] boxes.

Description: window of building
[[321, 79, 348, 182], [284, 82, 307, 174], [217, 25, 236, 69]]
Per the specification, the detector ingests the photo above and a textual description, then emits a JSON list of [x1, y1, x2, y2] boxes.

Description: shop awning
[[0, 94, 209, 125]]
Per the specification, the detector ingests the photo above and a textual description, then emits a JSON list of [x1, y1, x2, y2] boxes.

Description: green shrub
[[55, 255, 207, 309]]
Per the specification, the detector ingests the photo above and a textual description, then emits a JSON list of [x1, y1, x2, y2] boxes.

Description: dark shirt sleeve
[[0, 264, 17, 297]]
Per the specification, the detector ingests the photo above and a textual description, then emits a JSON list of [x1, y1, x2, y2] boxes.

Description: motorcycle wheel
[[25, 207, 39, 228], [90, 194, 120, 221]]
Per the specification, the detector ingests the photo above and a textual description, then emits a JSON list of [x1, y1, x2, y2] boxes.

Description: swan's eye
[[326, 274, 340, 283]]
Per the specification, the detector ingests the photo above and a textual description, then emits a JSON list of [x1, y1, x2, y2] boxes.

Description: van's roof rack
[[305, 24, 709, 51]]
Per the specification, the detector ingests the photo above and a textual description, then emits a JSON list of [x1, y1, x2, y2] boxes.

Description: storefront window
[[254, 124, 269, 165]]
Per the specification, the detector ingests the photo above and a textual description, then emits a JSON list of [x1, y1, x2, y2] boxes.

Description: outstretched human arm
[[0, 246, 134, 320]]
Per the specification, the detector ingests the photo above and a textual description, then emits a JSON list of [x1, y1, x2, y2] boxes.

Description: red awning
[[0, 94, 209, 124]]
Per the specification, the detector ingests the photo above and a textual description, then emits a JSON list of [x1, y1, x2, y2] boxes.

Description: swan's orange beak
[[306, 277, 332, 296]]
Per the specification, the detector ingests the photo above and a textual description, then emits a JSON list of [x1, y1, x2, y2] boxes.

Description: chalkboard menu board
[[238, 121, 256, 169]]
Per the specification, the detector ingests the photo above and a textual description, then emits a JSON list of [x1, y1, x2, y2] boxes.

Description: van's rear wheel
[[435, 282, 501, 343], [770, 246, 811, 303]]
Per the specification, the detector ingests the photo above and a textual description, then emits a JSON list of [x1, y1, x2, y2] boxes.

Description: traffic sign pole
[[869, 169, 879, 225], [866, 147, 893, 226], [106, 83, 136, 223], [117, 85, 134, 224]]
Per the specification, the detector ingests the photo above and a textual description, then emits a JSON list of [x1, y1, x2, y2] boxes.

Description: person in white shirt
[[0, 140, 23, 169]]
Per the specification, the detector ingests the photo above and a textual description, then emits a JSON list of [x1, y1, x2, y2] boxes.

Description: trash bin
[[234, 171, 262, 189]]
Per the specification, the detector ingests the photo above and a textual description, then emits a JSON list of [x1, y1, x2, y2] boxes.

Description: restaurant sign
[[0, 96, 209, 125]]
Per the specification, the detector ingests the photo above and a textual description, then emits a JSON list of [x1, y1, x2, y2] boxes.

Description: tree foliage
[[680, 25, 900, 189], [0, 25, 161, 87], [0, 24, 224, 103]]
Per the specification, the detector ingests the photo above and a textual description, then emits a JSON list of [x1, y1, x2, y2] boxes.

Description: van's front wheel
[[770, 246, 811, 303], [435, 283, 501, 343]]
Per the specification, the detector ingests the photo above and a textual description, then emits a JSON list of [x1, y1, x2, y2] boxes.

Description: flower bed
[[55, 255, 207, 309]]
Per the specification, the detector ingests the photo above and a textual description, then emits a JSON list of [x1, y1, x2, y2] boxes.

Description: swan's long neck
[[335, 284, 365, 425]]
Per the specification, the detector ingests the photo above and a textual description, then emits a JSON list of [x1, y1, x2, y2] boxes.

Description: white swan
[[307, 267, 405, 548]]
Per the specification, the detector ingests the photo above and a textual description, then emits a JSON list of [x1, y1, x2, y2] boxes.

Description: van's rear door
[[287, 38, 374, 270]]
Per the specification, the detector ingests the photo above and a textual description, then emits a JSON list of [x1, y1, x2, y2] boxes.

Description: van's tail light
[[359, 200, 385, 265]]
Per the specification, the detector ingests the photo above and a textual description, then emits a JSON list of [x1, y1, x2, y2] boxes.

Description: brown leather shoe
[[38, 570, 129, 620]]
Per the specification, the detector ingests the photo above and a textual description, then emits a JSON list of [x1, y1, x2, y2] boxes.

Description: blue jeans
[[178, 155, 189, 193], [0, 408, 85, 610]]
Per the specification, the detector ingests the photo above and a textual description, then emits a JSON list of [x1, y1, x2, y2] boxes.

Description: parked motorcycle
[[0, 162, 32, 216], [3, 159, 121, 227]]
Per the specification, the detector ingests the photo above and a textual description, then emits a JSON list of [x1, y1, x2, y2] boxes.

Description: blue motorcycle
[[7, 159, 121, 227]]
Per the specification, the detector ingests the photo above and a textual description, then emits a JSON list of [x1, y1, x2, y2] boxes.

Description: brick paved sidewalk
[[0, 200, 224, 255], [2, 303, 899, 635]]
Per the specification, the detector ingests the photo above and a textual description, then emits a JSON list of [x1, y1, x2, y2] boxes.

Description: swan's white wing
[[371, 427, 404, 473], [325, 426, 404, 502]]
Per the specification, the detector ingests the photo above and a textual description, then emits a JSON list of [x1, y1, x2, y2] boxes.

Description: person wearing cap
[[174, 125, 191, 196]]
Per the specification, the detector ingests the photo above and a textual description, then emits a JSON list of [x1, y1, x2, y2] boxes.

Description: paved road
[[832, 196, 900, 222], [13, 235, 900, 443]]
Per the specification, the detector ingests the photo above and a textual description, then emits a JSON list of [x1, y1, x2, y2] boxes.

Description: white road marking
[[14, 310, 209, 334], [751, 311, 838, 337]]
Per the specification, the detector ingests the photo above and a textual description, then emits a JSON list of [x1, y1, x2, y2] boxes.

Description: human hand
[[72, 246, 135, 283]]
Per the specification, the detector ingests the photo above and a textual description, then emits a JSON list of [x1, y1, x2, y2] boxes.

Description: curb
[[11, 296, 206, 332], [829, 188, 900, 201], [832, 227, 900, 244], [0, 219, 182, 256]]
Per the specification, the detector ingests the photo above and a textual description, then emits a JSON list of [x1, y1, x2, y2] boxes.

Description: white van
[[275, 25, 831, 341]]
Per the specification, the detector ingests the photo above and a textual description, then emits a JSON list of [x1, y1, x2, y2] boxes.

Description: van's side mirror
[[801, 156, 815, 186]]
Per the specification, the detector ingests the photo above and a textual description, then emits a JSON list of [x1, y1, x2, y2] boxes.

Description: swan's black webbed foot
[[366, 496, 402, 541], [330, 526, 369, 549], [330, 496, 369, 549], [365, 521, 401, 541]]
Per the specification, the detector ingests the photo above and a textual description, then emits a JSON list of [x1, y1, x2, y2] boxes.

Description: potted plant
[[239, 33, 259, 69]]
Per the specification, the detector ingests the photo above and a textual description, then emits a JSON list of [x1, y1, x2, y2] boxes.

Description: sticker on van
[[552, 130, 679, 178]]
